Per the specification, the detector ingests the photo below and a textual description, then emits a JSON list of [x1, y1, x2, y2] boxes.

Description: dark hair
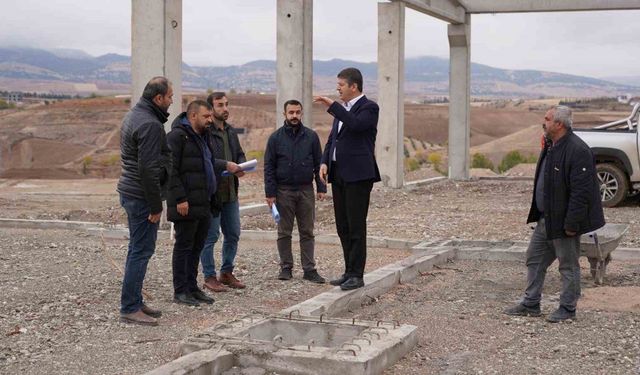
[[337, 67, 363, 92], [206, 91, 227, 106], [186, 100, 212, 116], [142, 76, 171, 100], [283, 99, 303, 112]]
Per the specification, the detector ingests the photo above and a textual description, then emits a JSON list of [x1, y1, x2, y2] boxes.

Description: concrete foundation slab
[[179, 314, 417, 375]]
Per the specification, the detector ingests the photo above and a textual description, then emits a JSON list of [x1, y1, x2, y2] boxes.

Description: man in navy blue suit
[[314, 67, 381, 291]]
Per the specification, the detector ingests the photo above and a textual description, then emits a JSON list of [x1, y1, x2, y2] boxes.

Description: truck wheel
[[596, 163, 628, 207]]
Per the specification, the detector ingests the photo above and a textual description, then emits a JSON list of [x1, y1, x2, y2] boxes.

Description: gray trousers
[[523, 219, 581, 310], [276, 187, 316, 272]]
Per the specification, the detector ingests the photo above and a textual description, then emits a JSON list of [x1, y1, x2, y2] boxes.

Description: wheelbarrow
[[581, 223, 629, 285]]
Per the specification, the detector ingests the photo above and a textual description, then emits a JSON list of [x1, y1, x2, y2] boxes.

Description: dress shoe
[[173, 293, 200, 306], [340, 277, 364, 291], [546, 306, 576, 323], [303, 270, 326, 284], [203, 276, 229, 293], [119, 310, 158, 326], [191, 289, 214, 304], [141, 303, 162, 318], [219, 272, 246, 289], [503, 303, 541, 317], [278, 268, 293, 280], [329, 274, 348, 286]]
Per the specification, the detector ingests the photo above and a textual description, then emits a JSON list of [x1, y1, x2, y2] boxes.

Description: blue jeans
[[200, 200, 240, 278], [119, 194, 159, 314]]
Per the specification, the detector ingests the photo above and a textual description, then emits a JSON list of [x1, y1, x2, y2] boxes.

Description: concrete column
[[377, 2, 405, 188], [447, 14, 471, 180], [276, 0, 313, 128], [131, 0, 182, 132]]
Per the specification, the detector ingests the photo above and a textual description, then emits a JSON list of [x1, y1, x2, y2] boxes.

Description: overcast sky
[[1, 0, 639, 78]]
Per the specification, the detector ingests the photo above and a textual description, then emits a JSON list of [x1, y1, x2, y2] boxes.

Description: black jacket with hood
[[166, 113, 220, 221]]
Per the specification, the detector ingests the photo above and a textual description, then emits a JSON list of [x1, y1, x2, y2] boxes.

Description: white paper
[[221, 159, 258, 176], [271, 204, 280, 224]]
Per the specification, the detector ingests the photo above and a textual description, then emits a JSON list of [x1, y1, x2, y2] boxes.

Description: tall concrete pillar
[[276, 0, 313, 128], [377, 2, 405, 188], [447, 15, 471, 180], [131, 0, 182, 131]]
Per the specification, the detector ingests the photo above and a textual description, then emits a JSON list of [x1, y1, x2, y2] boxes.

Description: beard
[[285, 119, 300, 126]]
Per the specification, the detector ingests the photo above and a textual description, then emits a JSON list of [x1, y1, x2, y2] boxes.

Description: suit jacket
[[321, 95, 381, 183]]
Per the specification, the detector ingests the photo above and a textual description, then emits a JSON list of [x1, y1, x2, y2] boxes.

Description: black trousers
[[172, 216, 211, 294], [330, 163, 373, 278]]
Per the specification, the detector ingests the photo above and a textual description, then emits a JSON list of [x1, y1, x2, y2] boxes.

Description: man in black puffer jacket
[[117, 76, 173, 326], [505, 105, 605, 323], [166, 100, 240, 307], [264, 99, 327, 284]]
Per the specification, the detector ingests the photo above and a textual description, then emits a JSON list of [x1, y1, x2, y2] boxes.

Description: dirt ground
[[2, 175, 640, 374]]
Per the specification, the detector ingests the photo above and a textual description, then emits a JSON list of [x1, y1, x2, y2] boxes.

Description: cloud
[[1, 0, 639, 77]]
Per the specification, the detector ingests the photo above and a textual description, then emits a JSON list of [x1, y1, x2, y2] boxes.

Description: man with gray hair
[[505, 105, 604, 322]]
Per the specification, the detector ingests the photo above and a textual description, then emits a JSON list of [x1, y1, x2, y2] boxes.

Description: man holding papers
[[200, 92, 248, 292], [264, 99, 327, 283]]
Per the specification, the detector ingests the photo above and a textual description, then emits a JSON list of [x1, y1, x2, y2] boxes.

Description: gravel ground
[[0, 228, 408, 374], [341, 258, 640, 374], [2, 176, 640, 374]]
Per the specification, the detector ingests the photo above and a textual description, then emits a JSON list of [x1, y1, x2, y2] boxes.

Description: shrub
[[102, 154, 120, 166], [498, 151, 536, 172], [404, 157, 420, 172], [246, 150, 265, 162], [471, 153, 494, 170], [0, 99, 15, 110], [81, 156, 93, 174], [428, 152, 444, 175]]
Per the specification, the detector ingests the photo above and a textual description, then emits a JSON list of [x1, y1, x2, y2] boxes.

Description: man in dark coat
[[264, 99, 327, 283], [505, 105, 605, 322], [314, 67, 381, 291], [166, 100, 240, 306], [117, 76, 173, 326]]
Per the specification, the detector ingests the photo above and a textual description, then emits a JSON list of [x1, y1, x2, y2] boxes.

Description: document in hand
[[271, 204, 280, 224], [221, 159, 258, 176]]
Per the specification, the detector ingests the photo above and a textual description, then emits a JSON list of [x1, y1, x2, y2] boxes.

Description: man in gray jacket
[[116, 76, 173, 326]]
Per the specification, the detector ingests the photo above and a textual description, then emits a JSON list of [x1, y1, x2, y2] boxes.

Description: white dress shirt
[[333, 94, 364, 161]]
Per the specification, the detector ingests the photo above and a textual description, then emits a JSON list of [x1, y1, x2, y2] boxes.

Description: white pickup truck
[[575, 103, 640, 207]]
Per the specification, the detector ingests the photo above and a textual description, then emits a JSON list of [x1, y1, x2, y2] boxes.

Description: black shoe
[[340, 277, 364, 291], [504, 303, 541, 317], [191, 290, 214, 304], [173, 293, 200, 306], [546, 306, 576, 323], [303, 270, 326, 284], [278, 268, 293, 280], [329, 274, 348, 286]]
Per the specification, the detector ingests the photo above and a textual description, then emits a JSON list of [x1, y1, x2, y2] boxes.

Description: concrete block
[[144, 349, 234, 375]]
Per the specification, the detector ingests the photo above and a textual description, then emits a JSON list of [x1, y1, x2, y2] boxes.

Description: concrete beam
[[377, 2, 405, 188], [447, 14, 471, 180], [460, 0, 640, 13], [393, 0, 466, 24], [276, 0, 313, 128], [131, 0, 182, 132]]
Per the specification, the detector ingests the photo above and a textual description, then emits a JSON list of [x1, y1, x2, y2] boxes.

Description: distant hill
[[0, 47, 637, 98]]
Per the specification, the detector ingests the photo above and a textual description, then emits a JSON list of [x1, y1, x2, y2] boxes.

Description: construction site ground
[[1, 175, 640, 374]]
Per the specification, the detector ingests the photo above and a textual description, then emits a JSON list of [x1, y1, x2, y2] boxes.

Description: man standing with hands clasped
[[313, 67, 381, 291], [264, 99, 327, 283]]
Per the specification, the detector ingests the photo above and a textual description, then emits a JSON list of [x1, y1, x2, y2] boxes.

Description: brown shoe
[[219, 272, 245, 289], [119, 310, 158, 326], [203, 276, 229, 293], [141, 303, 162, 318]]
